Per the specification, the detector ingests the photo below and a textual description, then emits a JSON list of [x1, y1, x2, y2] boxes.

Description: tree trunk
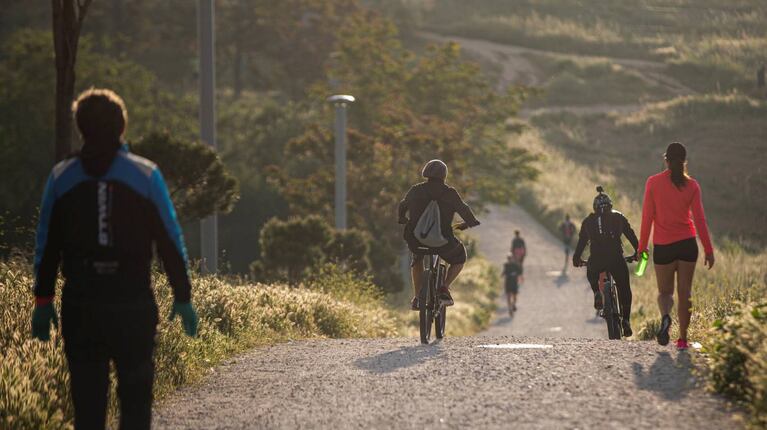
[[51, 0, 93, 162]]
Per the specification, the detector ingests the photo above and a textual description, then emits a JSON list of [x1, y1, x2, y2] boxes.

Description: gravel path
[[154, 337, 738, 429], [470, 205, 603, 339], [153, 205, 741, 429]]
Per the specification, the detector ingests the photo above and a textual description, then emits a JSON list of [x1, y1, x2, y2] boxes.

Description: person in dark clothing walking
[[502, 253, 524, 315], [757, 64, 765, 89], [510, 230, 526, 265], [572, 186, 639, 337], [398, 159, 480, 310], [30, 88, 198, 430], [559, 214, 576, 267]]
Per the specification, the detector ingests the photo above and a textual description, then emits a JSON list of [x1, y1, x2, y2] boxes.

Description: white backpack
[[414, 191, 448, 248]]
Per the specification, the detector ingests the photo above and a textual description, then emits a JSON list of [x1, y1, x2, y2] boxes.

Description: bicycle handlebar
[[575, 255, 638, 268]]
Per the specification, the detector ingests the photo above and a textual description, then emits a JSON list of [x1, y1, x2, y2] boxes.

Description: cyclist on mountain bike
[[572, 186, 639, 337], [398, 159, 480, 310]]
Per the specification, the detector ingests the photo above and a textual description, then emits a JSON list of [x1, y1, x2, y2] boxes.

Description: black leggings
[[62, 302, 158, 430], [587, 258, 632, 322]]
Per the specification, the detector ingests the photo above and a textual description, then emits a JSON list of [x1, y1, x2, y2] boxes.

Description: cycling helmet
[[593, 186, 612, 213], [422, 159, 448, 180]]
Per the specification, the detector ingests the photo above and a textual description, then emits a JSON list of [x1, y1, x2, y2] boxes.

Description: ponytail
[[668, 158, 688, 188]]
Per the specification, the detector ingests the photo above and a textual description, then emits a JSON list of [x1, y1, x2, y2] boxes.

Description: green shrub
[[704, 302, 767, 428], [132, 132, 240, 223], [252, 215, 372, 284]]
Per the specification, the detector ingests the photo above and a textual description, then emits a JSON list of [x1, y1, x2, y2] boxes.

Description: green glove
[[168, 301, 198, 337], [31, 303, 59, 342]]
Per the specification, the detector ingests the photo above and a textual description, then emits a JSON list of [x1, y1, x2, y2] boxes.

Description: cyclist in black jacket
[[572, 187, 639, 337], [30, 88, 198, 430], [398, 160, 480, 310]]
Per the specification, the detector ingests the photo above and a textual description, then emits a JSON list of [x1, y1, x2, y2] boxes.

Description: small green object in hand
[[168, 302, 199, 337], [31, 303, 59, 342], [634, 251, 649, 277]]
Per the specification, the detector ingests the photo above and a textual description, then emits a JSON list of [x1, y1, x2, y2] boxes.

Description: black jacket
[[33, 147, 191, 305], [573, 210, 638, 264], [398, 179, 479, 245]]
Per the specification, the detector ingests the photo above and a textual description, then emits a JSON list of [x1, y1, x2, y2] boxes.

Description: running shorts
[[653, 237, 698, 265]]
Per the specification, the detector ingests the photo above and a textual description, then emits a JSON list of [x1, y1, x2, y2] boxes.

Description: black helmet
[[593, 186, 612, 213], [422, 159, 448, 180]]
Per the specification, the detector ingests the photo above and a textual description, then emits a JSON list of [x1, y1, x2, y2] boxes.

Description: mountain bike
[[576, 256, 636, 340], [417, 223, 467, 344]]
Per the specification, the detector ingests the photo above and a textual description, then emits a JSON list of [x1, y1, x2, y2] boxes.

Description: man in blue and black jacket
[[31, 88, 198, 430]]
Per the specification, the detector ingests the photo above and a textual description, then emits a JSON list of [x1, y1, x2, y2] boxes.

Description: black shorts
[[410, 238, 467, 266], [505, 281, 519, 294], [653, 238, 699, 265]]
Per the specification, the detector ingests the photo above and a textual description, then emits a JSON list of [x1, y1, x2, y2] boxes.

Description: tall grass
[[0, 260, 398, 429]]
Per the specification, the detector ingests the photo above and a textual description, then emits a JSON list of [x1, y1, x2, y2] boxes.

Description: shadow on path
[[554, 272, 569, 288], [632, 351, 693, 400], [354, 343, 443, 375]]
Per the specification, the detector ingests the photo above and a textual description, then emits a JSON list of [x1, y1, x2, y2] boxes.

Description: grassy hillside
[[530, 94, 767, 247], [523, 53, 673, 107], [411, 0, 767, 93]]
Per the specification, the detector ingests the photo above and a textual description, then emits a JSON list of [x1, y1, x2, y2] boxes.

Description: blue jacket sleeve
[[148, 168, 192, 303], [33, 173, 61, 299]]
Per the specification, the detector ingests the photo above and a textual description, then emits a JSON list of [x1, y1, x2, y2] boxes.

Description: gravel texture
[[154, 205, 741, 429], [153, 337, 739, 429]]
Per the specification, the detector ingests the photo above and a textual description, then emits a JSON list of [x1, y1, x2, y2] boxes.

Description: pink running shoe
[[676, 339, 689, 350]]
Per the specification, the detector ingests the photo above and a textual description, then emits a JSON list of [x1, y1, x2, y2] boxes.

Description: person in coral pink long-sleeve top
[[638, 142, 714, 351]]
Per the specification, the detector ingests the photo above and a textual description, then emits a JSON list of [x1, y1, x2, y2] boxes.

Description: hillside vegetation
[[530, 94, 767, 247], [410, 0, 767, 94]]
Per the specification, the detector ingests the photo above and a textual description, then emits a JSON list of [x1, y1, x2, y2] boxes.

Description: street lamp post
[[198, 0, 217, 274], [327, 95, 354, 230]]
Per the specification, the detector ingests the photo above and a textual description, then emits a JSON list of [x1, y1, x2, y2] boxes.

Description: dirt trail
[[418, 32, 696, 117], [154, 205, 741, 429]]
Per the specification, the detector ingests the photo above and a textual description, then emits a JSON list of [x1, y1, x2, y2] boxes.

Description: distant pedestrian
[[511, 230, 526, 265], [503, 253, 524, 315], [757, 64, 765, 89], [559, 214, 577, 264], [30, 88, 199, 429]]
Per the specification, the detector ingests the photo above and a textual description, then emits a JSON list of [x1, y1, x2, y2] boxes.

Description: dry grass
[[0, 260, 398, 429], [412, 0, 767, 92]]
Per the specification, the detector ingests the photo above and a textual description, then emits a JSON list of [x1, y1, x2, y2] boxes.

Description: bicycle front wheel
[[435, 306, 446, 339], [419, 276, 433, 344], [604, 287, 622, 340]]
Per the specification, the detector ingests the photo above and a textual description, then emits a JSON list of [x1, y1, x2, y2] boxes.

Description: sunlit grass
[[0, 260, 398, 429]]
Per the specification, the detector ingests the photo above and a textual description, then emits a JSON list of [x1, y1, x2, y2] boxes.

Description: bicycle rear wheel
[[418, 271, 433, 344]]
